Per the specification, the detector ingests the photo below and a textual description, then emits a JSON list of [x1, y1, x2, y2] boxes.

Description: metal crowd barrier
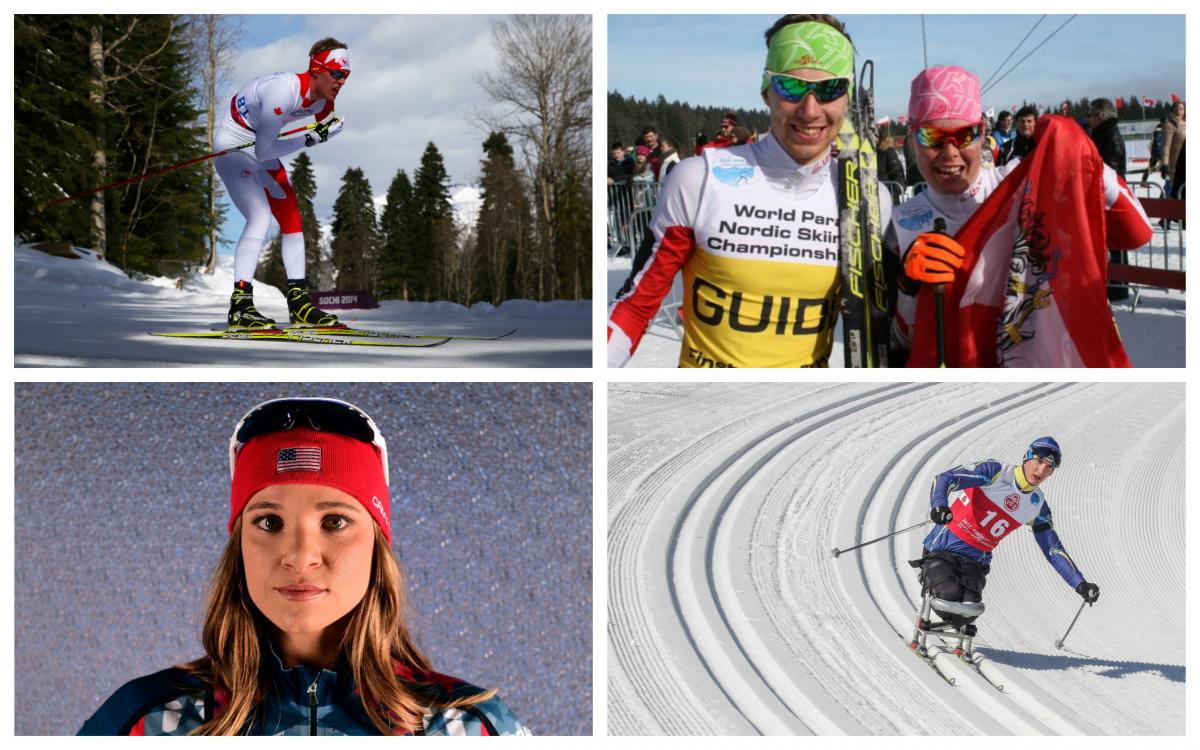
[[607, 181, 661, 257], [881, 181, 909, 205], [1112, 181, 1186, 311]]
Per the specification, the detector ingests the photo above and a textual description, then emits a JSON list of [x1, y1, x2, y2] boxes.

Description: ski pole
[[831, 520, 931, 558], [36, 120, 326, 212], [934, 284, 947, 367], [1055, 599, 1087, 649], [932, 218, 949, 368]]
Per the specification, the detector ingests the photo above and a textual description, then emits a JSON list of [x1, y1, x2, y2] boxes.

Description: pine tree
[[474, 132, 530, 305], [411, 142, 452, 300], [553, 167, 591, 300], [105, 15, 210, 274], [432, 215, 462, 304], [289, 151, 323, 283], [607, 90, 771, 154], [377, 169, 414, 300], [16, 15, 211, 275], [15, 15, 96, 244], [257, 234, 286, 288], [330, 167, 378, 291]]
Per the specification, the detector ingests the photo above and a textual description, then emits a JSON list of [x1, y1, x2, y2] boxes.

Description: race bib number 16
[[949, 488, 1019, 552]]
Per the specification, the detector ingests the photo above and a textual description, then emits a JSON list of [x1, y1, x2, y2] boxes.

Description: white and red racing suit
[[214, 72, 336, 283], [608, 133, 892, 368]]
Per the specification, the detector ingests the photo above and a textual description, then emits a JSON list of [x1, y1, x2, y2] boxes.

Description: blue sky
[[212, 15, 503, 253], [609, 15, 1185, 121]]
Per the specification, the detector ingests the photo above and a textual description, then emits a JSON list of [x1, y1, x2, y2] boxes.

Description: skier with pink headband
[[215, 39, 350, 330], [887, 65, 1152, 364]]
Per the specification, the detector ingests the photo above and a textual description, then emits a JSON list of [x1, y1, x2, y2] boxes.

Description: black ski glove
[[930, 505, 953, 525], [1075, 581, 1100, 604], [305, 116, 343, 147]]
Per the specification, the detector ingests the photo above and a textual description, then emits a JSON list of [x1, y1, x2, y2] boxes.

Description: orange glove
[[902, 233, 966, 284]]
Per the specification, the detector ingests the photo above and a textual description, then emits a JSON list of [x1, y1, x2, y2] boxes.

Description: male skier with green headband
[[608, 14, 892, 367]]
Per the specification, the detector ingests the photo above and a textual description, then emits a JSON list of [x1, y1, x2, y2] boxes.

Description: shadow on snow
[[981, 647, 1185, 683]]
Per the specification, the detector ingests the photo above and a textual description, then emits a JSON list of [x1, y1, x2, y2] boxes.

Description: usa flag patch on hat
[[277, 447, 321, 473]]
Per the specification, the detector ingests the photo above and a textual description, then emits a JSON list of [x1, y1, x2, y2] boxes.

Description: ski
[[296, 325, 517, 341], [954, 650, 1005, 692], [837, 59, 890, 367], [904, 636, 956, 686], [207, 324, 517, 341], [907, 633, 1006, 693], [149, 329, 450, 348]]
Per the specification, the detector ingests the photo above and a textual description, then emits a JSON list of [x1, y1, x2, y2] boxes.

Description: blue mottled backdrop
[[14, 383, 592, 735]]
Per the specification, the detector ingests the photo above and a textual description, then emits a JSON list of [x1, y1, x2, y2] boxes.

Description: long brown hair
[[184, 519, 494, 735]]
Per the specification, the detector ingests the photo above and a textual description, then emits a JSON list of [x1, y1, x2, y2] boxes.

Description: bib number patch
[[949, 487, 1020, 551]]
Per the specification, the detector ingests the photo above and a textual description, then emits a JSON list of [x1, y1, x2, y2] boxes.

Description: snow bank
[[14, 241, 590, 368]]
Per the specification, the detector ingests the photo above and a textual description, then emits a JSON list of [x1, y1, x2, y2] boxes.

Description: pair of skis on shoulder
[[149, 324, 517, 349]]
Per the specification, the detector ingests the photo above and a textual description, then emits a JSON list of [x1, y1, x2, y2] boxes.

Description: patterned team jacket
[[921, 459, 1084, 588], [77, 647, 530, 736]]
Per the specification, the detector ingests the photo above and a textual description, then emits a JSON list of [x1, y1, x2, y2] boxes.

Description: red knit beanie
[[230, 427, 390, 541]]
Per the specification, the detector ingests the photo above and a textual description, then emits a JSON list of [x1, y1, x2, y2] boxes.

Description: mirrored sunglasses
[[766, 71, 851, 104], [914, 122, 983, 150]]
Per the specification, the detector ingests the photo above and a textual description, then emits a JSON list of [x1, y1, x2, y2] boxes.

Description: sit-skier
[[910, 437, 1100, 661]]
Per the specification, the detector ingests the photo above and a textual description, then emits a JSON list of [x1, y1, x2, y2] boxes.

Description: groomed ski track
[[608, 383, 1184, 735]]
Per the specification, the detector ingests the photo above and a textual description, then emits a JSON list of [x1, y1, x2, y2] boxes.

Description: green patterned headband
[[762, 21, 855, 94]]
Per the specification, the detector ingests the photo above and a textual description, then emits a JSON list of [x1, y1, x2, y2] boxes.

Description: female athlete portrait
[[81, 398, 524, 735], [15, 384, 591, 735]]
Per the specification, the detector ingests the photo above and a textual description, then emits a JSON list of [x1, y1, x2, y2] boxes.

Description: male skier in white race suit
[[215, 38, 348, 329]]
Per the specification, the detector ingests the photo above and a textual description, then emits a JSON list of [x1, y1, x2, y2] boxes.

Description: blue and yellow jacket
[[921, 459, 1085, 588], [78, 646, 529, 736]]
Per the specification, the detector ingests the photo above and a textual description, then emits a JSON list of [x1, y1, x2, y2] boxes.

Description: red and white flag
[[1143, 96, 1155, 107], [907, 115, 1131, 368]]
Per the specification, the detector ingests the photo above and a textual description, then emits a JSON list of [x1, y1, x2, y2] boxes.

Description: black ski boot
[[228, 280, 277, 330], [286, 279, 340, 327]]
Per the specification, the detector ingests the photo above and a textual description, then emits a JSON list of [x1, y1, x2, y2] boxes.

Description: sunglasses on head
[[914, 122, 983, 150], [765, 71, 851, 104], [229, 397, 388, 482]]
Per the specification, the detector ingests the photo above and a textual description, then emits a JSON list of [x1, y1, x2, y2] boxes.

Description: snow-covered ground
[[14, 242, 589, 367], [608, 383, 1184, 735]]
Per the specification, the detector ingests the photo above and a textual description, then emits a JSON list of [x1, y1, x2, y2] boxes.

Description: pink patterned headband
[[908, 66, 982, 125]]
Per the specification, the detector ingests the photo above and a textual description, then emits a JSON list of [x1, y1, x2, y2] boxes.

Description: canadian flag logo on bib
[[1004, 494, 1020, 512]]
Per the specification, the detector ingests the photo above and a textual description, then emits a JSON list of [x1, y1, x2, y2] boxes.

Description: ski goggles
[[914, 122, 984, 150], [1025, 445, 1062, 468], [229, 397, 388, 484], [765, 71, 851, 104]]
